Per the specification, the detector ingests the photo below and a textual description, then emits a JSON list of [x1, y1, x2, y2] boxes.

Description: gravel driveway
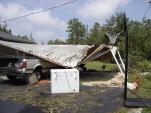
[[0, 72, 124, 113]]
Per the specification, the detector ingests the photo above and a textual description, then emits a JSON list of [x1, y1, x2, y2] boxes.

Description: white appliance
[[51, 69, 79, 94]]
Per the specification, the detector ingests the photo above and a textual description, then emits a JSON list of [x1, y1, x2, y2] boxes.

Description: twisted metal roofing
[[0, 40, 92, 67]]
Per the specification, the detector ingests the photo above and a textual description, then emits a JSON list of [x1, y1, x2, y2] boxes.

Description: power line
[[1, 0, 78, 23]]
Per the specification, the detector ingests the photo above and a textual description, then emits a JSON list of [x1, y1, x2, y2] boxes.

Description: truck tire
[[7, 75, 16, 81], [33, 69, 42, 80]]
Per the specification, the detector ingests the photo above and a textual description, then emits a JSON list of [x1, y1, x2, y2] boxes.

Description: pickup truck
[[0, 54, 62, 81]]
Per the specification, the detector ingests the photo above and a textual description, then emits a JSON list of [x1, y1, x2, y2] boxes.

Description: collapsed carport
[[0, 40, 117, 68], [0, 39, 126, 94]]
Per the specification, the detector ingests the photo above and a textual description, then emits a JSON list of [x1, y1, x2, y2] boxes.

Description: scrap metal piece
[[106, 32, 120, 45], [83, 45, 111, 62]]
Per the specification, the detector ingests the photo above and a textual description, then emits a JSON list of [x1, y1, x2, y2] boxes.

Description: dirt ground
[[0, 71, 124, 113], [81, 72, 124, 87]]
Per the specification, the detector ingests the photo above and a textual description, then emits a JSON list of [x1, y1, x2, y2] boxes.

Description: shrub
[[137, 60, 151, 72]]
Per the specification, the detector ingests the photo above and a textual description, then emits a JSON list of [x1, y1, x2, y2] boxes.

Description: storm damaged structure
[[0, 40, 116, 68], [0, 31, 125, 83], [0, 40, 92, 68]]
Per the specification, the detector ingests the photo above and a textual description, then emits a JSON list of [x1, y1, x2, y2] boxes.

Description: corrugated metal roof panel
[[0, 40, 92, 67]]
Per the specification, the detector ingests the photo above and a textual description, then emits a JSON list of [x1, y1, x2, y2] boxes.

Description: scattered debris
[[0, 75, 8, 80], [128, 108, 143, 113], [141, 72, 150, 76], [36, 80, 49, 86], [0, 72, 124, 113], [81, 72, 124, 87]]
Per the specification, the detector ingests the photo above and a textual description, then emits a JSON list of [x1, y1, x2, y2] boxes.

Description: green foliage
[[128, 50, 144, 69], [17, 35, 34, 42], [0, 23, 12, 34], [142, 108, 151, 113], [85, 61, 118, 72], [65, 13, 151, 64], [48, 39, 66, 45], [118, 108, 129, 113], [66, 18, 86, 44], [87, 22, 106, 45], [137, 60, 151, 72], [105, 12, 125, 35], [128, 72, 151, 99], [89, 23, 102, 45], [128, 19, 151, 61], [2, 11, 151, 112], [0, 22, 35, 42]]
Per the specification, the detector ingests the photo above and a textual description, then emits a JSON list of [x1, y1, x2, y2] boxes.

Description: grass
[[118, 107, 129, 113], [85, 61, 151, 113], [1, 61, 151, 113], [136, 60, 151, 72], [129, 72, 151, 111], [126, 72, 151, 113], [85, 61, 151, 98], [127, 72, 151, 99], [85, 61, 118, 72]]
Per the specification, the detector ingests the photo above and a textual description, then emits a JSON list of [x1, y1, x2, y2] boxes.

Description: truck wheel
[[7, 75, 16, 81], [33, 69, 42, 80]]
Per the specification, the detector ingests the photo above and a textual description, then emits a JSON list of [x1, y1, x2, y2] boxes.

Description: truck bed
[[0, 58, 18, 75], [0, 58, 18, 67]]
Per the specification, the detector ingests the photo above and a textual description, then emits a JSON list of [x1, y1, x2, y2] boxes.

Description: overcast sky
[[0, 0, 150, 43]]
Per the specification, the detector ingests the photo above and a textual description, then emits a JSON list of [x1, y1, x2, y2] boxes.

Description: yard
[[0, 61, 124, 113], [0, 61, 151, 113]]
